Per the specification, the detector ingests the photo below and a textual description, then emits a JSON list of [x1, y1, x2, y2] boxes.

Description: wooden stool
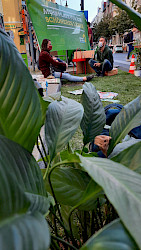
[[105, 68, 118, 76], [72, 58, 86, 74]]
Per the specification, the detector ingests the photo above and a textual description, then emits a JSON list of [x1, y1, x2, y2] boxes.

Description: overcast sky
[[55, 0, 103, 22]]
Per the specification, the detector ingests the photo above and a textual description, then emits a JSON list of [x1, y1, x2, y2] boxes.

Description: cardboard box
[[82, 50, 95, 58], [105, 68, 118, 76], [76, 59, 95, 74], [41, 78, 60, 89], [73, 50, 95, 74], [74, 50, 94, 59]]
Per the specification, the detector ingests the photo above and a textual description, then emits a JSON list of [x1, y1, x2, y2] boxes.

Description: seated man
[[89, 36, 113, 77]]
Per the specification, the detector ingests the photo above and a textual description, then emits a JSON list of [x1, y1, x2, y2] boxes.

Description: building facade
[[91, 0, 141, 45], [0, 0, 55, 65], [1, 0, 27, 53]]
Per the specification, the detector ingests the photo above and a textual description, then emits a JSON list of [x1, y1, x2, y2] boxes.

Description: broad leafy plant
[[1, 22, 141, 250], [108, 95, 141, 155], [0, 29, 51, 249]]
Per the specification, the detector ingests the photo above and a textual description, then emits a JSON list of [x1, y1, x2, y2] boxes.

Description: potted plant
[[131, 44, 141, 77]]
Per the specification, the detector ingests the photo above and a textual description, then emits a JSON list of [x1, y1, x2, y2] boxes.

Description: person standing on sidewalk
[[87, 22, 93, 49], [39, 39, 94, 82], [126, 27, 134, 61], [88, 36, 113, 77]]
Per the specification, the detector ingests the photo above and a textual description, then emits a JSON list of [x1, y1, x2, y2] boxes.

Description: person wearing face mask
[[39, 39, 94, 82], [88, 37, 113, 77]]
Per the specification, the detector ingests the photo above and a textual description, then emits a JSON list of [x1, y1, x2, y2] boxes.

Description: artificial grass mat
[[61, 70, 141, 106]]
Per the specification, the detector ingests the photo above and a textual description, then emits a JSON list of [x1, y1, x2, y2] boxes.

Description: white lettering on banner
[[42, 6, 82, 23], [47, 24, 84, 33], [79, 37, 85, 43]]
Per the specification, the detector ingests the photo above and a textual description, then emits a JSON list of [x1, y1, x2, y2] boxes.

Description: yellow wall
[[0, 0, 3, 14], [2, 0, 26, 53]]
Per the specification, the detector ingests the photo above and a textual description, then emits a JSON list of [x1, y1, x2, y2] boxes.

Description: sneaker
[[93, 74, 99, 78], [99, 73, 104, 77], [96, 73, 104, 77], [86, 74, 95, 82]]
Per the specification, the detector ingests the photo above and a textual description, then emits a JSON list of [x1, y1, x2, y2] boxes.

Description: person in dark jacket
[[89, 36, 113, 77], [126, 28, 134, 61], [39, 39, 94, 82]]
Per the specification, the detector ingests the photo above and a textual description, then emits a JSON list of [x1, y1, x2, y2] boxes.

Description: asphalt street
[[113, 52, 131, 72]]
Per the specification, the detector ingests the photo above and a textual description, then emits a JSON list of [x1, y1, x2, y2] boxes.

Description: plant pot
[[134, 70, 141, 77]]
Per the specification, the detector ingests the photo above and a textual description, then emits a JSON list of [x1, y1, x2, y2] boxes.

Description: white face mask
[[98, 41, 103, 48]]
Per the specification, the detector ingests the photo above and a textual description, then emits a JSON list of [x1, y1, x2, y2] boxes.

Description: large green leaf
[[43, 91, 61, 103], [60, 150, 80, 163], [0, 29, 43, 152], [0, 212, 50, 250], [0, 135, 50, 215], [49, 167, 90, 206], [81, 219, 138, 249], [0, 148, 30, 219], [78, 180, 103, 211], [49, 166, 101, 210], [111, 141, 141, 174], [41, 92, 62, 124], [80, 82, 106, 146], [79, 155, 141, 248], [45, 96, 84, 160], [108, 96, 141, 155], [0, 146, 50, 249], [109, 0, 141, 30]]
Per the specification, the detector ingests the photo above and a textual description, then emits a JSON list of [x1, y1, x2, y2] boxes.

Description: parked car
[[108, 45, 114, 53], [114, 44, 123, 53]]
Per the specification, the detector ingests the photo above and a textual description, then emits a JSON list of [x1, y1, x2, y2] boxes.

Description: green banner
[[26, 0, 90, 51]]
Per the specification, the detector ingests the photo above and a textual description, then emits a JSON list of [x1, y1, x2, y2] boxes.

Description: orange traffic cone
[[129, 54, 136, 74]]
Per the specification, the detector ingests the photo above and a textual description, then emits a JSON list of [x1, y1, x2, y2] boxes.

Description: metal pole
[[81, 0, 84, 11], [28, 18, 35, 71]]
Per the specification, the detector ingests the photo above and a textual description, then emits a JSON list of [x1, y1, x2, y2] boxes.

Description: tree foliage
[[92, 10, 135, 42], [109, 10, 134, 34], [92, 16, 111, 42]]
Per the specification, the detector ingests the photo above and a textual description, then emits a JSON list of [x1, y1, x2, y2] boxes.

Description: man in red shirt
[[87, 22, 93, 49]]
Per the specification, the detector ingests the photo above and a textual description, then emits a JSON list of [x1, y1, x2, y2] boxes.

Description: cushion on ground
[[105, 68, 118, 76]]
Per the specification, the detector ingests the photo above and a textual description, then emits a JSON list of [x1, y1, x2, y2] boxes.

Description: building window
[[20, 35, 24, 45]]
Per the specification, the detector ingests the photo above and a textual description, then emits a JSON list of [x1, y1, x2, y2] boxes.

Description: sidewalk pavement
[[31, 65, 75, 166], [31, 67, 59, 167], [114, 59, 131, 66]]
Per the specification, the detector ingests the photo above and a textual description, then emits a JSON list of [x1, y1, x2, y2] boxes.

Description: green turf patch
[[61, 70, 141, 106]]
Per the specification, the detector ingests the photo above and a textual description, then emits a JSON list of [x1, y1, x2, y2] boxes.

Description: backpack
[[124, 33, 130, 43], [124, 31, 133, 43]]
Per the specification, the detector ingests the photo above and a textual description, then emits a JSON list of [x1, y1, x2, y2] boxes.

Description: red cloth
[[39, 50, 66, 78], [88, 27, 93, 46]]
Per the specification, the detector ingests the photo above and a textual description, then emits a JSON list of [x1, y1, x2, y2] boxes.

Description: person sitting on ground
[[39, 39, 94, 82], [89, 36, 113, 77]]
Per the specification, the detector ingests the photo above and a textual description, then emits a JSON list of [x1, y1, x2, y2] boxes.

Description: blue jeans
[[53, 72, 84, 82], [89, 59, 113, 76], [127, 44, 134, 59], [52, 58, 84, 82]]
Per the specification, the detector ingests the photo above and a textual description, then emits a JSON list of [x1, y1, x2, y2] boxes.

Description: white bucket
[[134, 70, 141, 77]]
